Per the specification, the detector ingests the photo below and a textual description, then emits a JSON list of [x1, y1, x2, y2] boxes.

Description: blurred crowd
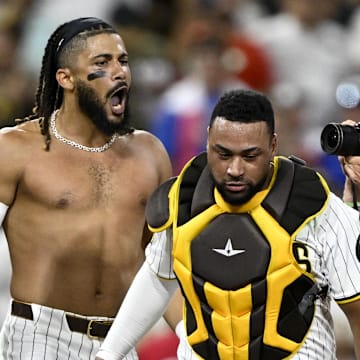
[[1, 0, 360, 358], [4, 0, 360, 189]]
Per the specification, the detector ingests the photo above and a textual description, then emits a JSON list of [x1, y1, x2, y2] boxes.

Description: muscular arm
[[340, 300, 360, 359], [0, 128, 24, 206]]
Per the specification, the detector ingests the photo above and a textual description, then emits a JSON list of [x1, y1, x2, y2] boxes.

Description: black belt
[[11, 300, 113, 339]]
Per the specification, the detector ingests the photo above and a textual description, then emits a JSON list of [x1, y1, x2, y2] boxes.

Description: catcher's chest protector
[[146, 153, 329, 360]]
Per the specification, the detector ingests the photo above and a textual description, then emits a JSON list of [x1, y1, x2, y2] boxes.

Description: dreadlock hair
[[17, 17, 119, 151]]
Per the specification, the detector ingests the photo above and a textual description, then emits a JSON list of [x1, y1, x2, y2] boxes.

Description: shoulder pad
[[263, 157, 328, 234], [146, 177, 176, 230], [288, 155, 306, 166]]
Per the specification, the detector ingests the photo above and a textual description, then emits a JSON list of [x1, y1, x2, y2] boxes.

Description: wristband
[[0, 202, 8, 225], [175, 320, 185, 339], [95, 349, 121, 360]]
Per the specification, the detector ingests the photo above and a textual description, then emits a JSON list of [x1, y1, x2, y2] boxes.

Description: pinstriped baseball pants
[[0, 301, 138, 360]]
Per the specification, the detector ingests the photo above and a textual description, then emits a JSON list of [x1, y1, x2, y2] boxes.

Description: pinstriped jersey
[[145, 156, 360, 359]]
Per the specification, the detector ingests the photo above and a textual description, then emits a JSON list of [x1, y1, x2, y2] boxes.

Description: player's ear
[[271, 133, 278, 156], [56, 68, 75, 90]]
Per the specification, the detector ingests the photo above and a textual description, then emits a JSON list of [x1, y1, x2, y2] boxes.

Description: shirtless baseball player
[[0, 17, 180, 359]]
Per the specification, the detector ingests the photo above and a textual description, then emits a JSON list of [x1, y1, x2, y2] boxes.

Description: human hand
[[338, 120, 360, 183], [340, 157, 360, 185], [338, 120, 360, 202]]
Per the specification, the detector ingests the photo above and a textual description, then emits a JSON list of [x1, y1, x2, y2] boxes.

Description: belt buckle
[[86, 319, 112, 340]]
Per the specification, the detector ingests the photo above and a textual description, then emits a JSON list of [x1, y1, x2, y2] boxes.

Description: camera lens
[[320, 124, 343, 154], [320, 123, 360, 155], [326, 127, 340, 149]]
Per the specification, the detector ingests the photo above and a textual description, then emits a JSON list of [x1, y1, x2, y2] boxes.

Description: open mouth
[[109, 86, 127, 115]]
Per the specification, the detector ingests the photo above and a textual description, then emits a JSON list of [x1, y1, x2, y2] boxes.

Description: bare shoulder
[[129, 129, 172, 180], [0, 119, 43, 166], [0, 119, 44, 204], [0, 118, 41, 141], [132, 129, 166, 148]]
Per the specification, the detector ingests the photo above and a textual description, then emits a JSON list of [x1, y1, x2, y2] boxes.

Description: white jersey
[[146, 193, 360, 359]]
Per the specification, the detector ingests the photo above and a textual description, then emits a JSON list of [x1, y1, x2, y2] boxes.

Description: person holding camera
[[96, 88, 360, 360], [321, 119, 360, 209]]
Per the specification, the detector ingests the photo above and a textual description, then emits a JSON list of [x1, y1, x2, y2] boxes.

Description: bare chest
[[19, 151, 157, 211]]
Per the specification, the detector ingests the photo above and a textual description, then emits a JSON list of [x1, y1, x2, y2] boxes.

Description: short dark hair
[[18, 17, 117, 150], [209, 89, 275, 135]]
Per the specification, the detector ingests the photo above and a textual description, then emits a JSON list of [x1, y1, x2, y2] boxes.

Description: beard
[[76, 79, 131, 136], [214, 174, 268, 206]]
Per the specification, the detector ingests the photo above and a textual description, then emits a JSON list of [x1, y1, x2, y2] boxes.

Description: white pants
[[0, 300, 138, 360]]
